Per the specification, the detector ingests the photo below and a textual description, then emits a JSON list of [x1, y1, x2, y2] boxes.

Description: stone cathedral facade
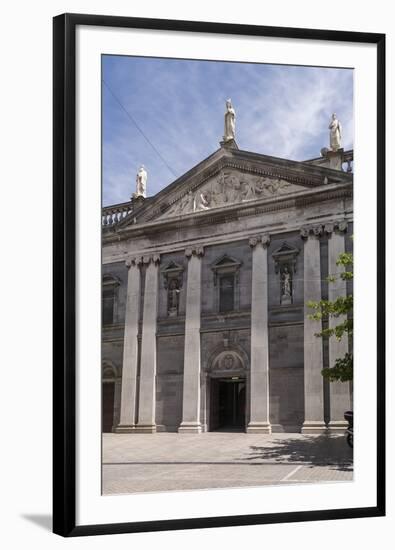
[[101, 130, 353, 435]]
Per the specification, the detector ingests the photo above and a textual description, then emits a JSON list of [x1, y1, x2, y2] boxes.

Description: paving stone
[[102, 432, 353, 494]]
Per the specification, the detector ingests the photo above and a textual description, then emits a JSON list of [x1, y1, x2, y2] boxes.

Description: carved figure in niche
[[223, 99, 236, 142], [280, 265, 292, 305], [167, 278, 180, 316], [329, 113, 342, 151]]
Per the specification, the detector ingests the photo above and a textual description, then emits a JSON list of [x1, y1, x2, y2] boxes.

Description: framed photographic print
[[53, 13, 385, 537]]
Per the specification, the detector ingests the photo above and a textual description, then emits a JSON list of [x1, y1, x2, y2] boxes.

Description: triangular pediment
[[160, 260, 184, 274], [211, 254, 242, 269], [272, 241, 300, 273], [114, 146, 352, 228], [272, 242, 300, 256]]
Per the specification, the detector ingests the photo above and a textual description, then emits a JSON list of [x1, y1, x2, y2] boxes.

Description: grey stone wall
[[269, 324, 304, 431], [155, 335, 184, 431]]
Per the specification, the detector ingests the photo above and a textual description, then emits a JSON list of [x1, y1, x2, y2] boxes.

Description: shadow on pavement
[[246, 434, 353, 472]]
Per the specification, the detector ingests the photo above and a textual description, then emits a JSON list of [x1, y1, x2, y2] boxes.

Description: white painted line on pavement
[[281, 464, 303, 481]]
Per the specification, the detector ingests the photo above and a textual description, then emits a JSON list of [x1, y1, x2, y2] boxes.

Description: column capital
[[185, 245, 204, 259], [324, 220, 348, 235], [249, 234, 270, 248], [142, 253, 161, 265], [300, 224, 323, 239], [126, 256, 143, 269], [337, 220, 348, 233]]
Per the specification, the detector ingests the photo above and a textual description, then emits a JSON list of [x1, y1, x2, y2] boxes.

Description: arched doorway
[[206, 350, 248, 432]]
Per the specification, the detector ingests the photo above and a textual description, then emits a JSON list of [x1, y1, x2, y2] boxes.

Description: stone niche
[[271, 241, 300, 306], [159, 257, 185, 318]]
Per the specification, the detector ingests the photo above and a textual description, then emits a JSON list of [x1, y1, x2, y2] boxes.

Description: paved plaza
[[102, 432, 353, 495]]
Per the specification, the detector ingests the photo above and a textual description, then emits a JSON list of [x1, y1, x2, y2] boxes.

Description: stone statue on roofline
[[134, 165, 147, 198], [329, 113, 342, 151], [223, 99, 236, 142]]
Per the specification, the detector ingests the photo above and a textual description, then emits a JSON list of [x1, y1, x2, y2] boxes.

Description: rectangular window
[[102, 289, 115, 325], [219, 275, 234, 312]]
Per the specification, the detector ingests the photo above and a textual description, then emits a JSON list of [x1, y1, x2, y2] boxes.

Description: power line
[[102, 79, 178, 179]]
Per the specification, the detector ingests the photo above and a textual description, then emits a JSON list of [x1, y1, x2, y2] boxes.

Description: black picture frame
[[53, 13, 386, 537]]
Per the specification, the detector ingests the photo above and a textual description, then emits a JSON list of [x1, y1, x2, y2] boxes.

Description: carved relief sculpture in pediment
[[161, 170, 302, 219]]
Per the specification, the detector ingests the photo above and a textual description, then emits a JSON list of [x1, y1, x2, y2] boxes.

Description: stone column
[[178, 246, 204, 433], [326, 221, 351, 432], [115, 257, 142, 433], [301, 225, 326, 434], [247, 235, 271, 434], [135, 253, 160, 433]]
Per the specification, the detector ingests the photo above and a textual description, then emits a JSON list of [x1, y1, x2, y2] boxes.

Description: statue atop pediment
[[329, 113, 342, 151], [134, 165, 147, 198], [223, 99, 236, 142]]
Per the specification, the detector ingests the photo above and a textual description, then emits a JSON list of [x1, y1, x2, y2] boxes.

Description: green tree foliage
[[307, 251, 353, 382]]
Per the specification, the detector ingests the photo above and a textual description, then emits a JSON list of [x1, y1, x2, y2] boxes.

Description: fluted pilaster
[[135, 254, 160, 433], [247, 234, 271, 434], [301, 225, 326, 434], [178, 246, 204, 433], [115, 257, 142, 432]]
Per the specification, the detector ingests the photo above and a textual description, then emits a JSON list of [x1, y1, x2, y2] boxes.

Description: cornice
[[103, 210, 353, 264], [140, 158, 351, 224], [103, 181, 352, 245]]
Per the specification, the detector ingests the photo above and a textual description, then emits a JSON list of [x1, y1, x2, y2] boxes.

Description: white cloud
[[103, 59, 353, 205]]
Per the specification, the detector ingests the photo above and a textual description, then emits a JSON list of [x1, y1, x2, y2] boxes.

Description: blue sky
[[102, 56, 353, 206]]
